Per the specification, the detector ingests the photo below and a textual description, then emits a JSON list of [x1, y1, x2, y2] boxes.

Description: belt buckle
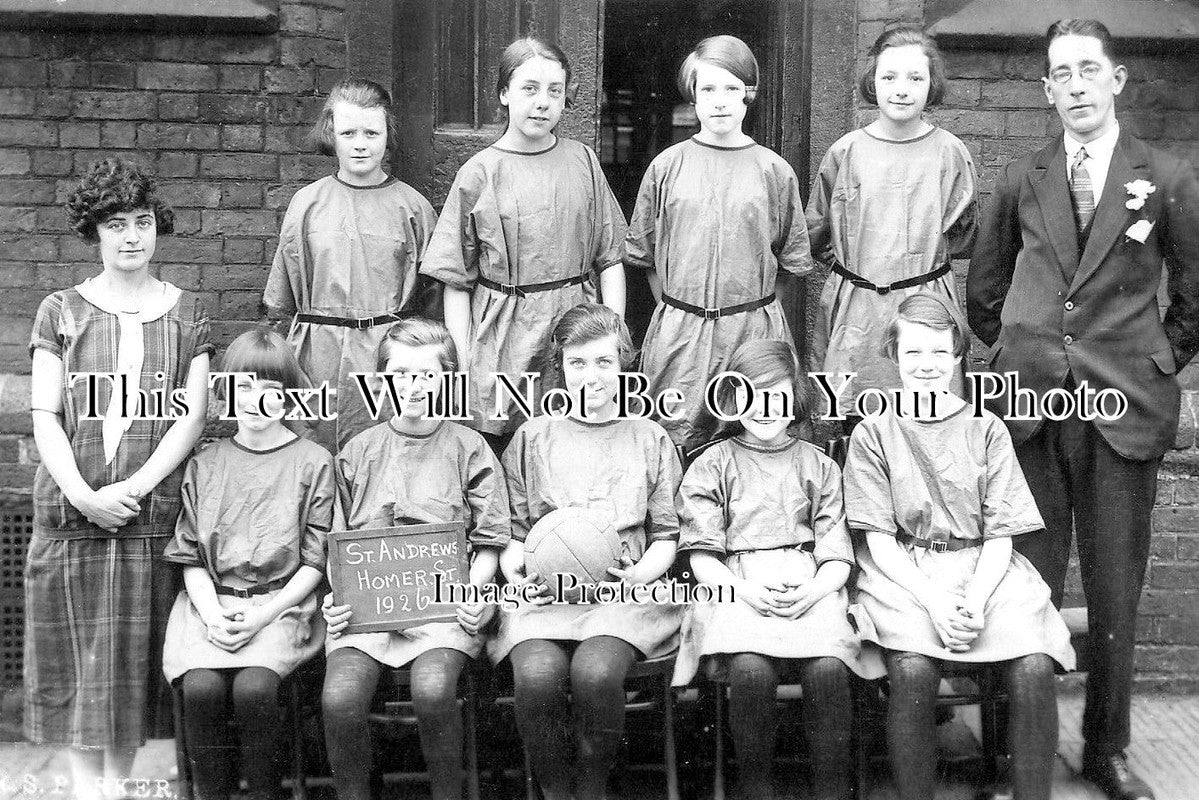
[[231, 587, 252, 599], [353, 318, 372, 330], [875, 283, 892, 296], [497, 282, 524, 298], [930, 540, 948, 553], [703, 307, 721, 321]]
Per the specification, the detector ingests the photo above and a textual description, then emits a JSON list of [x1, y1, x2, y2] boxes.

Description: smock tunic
[[842, 403, 1075, 668], [161, 437, 334, 682], [263, 175, 438, 452], [419, 139, 627, 436], [25, 283, 213, 748], [327, 420, 510, 666], [489, 415, 684, 663], [674, 436, 882, 684], [625, 138, 813, 448], [806, 128, 977, 413]]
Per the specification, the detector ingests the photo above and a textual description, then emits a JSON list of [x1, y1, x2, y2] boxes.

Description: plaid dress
[[24, 283, 213, 748]]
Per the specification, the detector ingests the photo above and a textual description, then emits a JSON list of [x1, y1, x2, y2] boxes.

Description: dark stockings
[[725, 654, 852, 800], [322, 647, 468, 800], [509, 636, 637, 800], [885, 651, 1058, 800], [180, 667, 282, 800]]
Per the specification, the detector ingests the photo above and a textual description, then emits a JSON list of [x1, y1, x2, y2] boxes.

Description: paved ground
[[2, 690, 1197, 799]]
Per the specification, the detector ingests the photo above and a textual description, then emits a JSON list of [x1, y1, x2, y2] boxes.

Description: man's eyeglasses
[[1048, 64, 1103, 84]]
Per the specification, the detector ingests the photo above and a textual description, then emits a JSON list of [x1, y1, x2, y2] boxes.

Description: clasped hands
[[736, 578, 825, 619], [202, 605, 272, 652], [74, 481, 142, 533], [925, 589, 985, 652]]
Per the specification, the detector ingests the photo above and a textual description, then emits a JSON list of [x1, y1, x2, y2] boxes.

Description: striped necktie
[[1070, 146, 1095, 231]]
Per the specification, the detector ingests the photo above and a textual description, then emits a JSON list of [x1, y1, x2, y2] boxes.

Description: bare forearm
[[32, 412, 93, 504], [598, 265, 626, 317], [184, 566, 224, 624], [443, 286, 472, 361], [964, 537, 1011, 611]]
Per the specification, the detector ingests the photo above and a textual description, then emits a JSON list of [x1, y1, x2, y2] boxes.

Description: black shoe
[[1080, 752, 1155, 800]]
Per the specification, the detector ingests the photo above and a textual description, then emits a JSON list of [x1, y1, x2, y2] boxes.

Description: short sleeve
[[410, 190, 440, 267], [811, 456, 854, 565], [501, 428, 531, 542], [263, 194, 303, 317], [419, 167, 483, 292], [677, 451, 729, 555], [624, 161, 660, 270], [841, 423, 898, 537], [943, 136, 979, 258], [774, 162, 814, 277], [645, 428, 682, 543], [163, 457, 204, 568], [300, 453, 335, 569], [190, 295, 216, 359], [30, 292, 65, 359], [587, 146, 628, 274], [332, 445, 356, 532], [805, 144, 841, 267], [981, 418, 1044, 539], [463, 432, 512, 550]]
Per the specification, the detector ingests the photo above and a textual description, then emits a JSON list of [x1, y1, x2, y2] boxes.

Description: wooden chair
[[171, 675, 308, 800]]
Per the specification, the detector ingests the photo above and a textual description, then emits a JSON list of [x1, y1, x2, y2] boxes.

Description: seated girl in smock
[[162, 328, 333, 800], [841, 293, 1074, 800], [674, 338, 881, 800], [320, 317, 510, 800], [491, 303, 683, 800]]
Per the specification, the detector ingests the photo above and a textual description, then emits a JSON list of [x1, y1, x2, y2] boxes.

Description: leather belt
[[661, 292, 776, 321], [831, 262, 952, 296], [214, 577, 290, 598], [296, 311, 403, 330], [896, 531, 983, 553], [477, 273, 589, 298]]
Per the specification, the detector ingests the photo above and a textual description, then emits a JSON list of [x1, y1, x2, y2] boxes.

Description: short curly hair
[[65, 158, 175, 244]]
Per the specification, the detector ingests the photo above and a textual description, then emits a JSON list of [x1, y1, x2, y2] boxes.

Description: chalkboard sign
[[328, 522, 470, 634]]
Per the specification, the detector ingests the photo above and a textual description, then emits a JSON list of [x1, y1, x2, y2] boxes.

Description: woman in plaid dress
[[25, 158, 212, 799]]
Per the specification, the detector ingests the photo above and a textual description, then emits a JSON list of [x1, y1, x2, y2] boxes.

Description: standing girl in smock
[[25, 158, 212, 800], [420, 38, 627, 452], [842, 294, 1073, 800], [675, 339, 881, 800], [626, 35, 812, 451], [807, 26, 977, 426], [492, 304, 683, 800], [162, 329, 333, 800], [320, 318, 510, 800], [264, 79, 438, 453]]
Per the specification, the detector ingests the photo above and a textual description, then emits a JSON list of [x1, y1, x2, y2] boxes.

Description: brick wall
[[854, 0, 1199, 689], [0, 0, 350, 508], [0, 1, 349, 375]]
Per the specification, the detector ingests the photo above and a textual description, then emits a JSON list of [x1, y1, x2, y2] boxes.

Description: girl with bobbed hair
[[807, 24, 977, 431], [26, 157, 212, 799], [264, 77, 438, 453], [626, 34, 812, 452], [420, 38, 627, 453], [843, 293, 1073, 800]]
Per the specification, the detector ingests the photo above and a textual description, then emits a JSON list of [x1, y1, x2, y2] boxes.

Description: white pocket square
[[1125, 219, 1154, 243]]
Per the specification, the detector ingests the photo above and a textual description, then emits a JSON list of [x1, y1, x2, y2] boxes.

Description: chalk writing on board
[[328, 522, 469, 634]]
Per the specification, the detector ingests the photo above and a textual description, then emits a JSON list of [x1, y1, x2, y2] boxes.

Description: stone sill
[[928, 0, 1199, 51], [0, 0, 278, 34]]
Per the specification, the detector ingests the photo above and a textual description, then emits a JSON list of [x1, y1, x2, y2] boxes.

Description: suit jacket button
[[1064, 301, 1074, 310], [1064, 334, 1074, 344]]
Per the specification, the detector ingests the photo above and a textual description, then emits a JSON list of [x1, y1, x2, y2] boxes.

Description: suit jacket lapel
[[1070, 133, 1145, 295], [1029, 137, 1079, 285]]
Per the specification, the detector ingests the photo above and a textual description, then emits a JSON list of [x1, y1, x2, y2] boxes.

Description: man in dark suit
[[968, 18, 1199, 800]]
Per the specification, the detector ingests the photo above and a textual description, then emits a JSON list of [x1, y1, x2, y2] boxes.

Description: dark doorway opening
[[600, 0, 794, 345]]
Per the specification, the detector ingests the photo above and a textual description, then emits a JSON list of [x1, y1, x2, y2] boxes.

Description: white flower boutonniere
[[1125, 179, 1156, 211], [1125, 219, 1154, 243]]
